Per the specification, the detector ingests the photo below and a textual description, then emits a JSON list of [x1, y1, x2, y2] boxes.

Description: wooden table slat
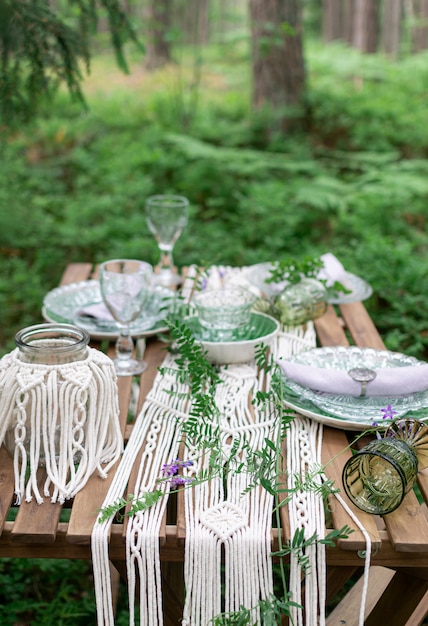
[[116, 376, 135, 437], [321, 427, 381, 550], [364, 570, 428, 626], [0, 446, 16, 534], [383, 491, 428, 552], [136, 342, 169, 414], [314, 305, 349, 347], [67, 460, 121, 544], [339, 302, 386, 350], [59, 262, 94, 286], [11, 469, 62, 543]]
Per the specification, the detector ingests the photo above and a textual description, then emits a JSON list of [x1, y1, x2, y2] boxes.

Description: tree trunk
[[144, 0, 172, 70], [322, 0, 342, 42], [197, 0, 210, 45], [342, 0, 354, 43], [381, 0, 402, 58], [352, 0, 378, 52], [411, 0, 428, 52], [249, 0, 306, 119]]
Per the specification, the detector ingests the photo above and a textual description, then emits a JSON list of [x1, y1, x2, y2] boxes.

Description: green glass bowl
[[184, 312, 280, 365]]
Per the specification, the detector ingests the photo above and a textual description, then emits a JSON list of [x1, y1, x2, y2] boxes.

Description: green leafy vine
[[99, 319, 353, 623]]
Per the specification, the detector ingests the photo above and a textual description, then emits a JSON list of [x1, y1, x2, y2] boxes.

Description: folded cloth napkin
[[77, 302, 114, 321], [317, 253, 347, 286], [277, 359, 428, 397]]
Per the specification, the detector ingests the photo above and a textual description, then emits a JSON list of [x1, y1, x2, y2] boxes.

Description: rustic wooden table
[[0, 262, 427, 626]]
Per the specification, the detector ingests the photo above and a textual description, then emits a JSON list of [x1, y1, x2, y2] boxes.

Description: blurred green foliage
[[1, 41, 428, 359], [0, 558, 97, 625], [1, 39, 428, 620]]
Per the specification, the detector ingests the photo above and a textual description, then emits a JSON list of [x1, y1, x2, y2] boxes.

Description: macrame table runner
[[92, 266, 370, 626], [0, 347, 122, 504]]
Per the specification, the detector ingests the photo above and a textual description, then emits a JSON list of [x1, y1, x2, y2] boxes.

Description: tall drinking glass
[[99, 259, 153, 376], [145, 194, 189, 286]]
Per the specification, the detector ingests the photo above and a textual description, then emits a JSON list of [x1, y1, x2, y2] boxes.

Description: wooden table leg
[[161, 561, 185, 626], [365, 570, 428, 626], [326, 565, 361, 603]]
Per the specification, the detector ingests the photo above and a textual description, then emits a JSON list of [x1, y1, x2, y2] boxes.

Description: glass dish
[[43, 280, 174, 340], [281, 388, 428, 431], [281, 346, 428, 426], [242, 262, 373, 304]]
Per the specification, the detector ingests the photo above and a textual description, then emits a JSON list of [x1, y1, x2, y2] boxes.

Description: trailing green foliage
[[0, 0, 141, 125]]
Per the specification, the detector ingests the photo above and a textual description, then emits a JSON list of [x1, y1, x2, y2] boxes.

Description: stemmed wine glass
[[145, 194, 189, 286], [99, 259, 153, 376]]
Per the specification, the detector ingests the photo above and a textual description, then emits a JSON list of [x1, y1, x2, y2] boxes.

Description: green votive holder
[[272, 278, 327, 326], [342, 437, 418, 515]]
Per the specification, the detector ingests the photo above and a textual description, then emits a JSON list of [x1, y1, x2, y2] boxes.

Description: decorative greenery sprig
[[98, 490, 165, 523], [266, 255, 351, 298], [267, 256, 323, 286], [161, 320, 222, 450]]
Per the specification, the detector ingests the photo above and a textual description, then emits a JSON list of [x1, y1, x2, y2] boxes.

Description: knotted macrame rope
[[0, 347, 122, 504], [91, 265, 371, 625], [92, 352, 186, 626], [287, 415, 327, 626]]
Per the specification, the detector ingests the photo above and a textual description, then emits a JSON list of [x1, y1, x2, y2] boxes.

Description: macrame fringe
[[0, 348, 122, 504], [92, 353, 185, 626]]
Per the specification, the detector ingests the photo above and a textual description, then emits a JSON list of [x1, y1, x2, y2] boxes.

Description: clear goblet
[[99, 259, 153, 376], [145, 194, 189, 286]]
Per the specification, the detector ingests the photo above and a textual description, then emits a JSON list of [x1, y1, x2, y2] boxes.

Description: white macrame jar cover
[[0, 323, 123, 504]]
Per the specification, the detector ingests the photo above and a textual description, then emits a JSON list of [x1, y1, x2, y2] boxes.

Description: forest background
[[1, 0, 428, 623]]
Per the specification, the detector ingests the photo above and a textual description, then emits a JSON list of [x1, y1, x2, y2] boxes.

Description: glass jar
[[342, 437, 418, 515], [4, 323, 90, 466], [273, 278, 328, 326], [15, 323, 89, 364]]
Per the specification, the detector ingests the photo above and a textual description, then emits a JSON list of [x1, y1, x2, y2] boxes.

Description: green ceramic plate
[[184, 312, 280, 364], [42, 279, 174, 340]]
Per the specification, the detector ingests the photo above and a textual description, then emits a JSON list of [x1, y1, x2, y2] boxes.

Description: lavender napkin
[[76, 302, 114, 321], [318, 253, 347, 286], [277, 359, 428, 397]]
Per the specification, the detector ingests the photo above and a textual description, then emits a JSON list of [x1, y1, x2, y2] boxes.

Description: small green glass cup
[[342, 437, 418, 515]]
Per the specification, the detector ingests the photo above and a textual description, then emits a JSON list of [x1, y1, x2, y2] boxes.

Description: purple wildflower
[[380, 405, 398, 421], [160, 458, 194, 488], [372, 405, 398, 438], [169, 475, 194, 488], [161, 459, 180, 477]]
